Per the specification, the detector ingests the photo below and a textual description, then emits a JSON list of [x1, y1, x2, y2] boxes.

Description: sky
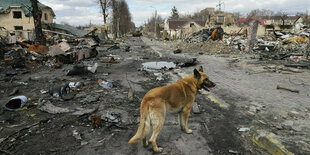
[[39, 0, 310, 26]]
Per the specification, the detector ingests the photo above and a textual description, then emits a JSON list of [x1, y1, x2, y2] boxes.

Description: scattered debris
[[67, 63, 98, 75], [238, 127, 250, 132], [176, 58, 198, 67], [102, 57, 119, 63], [9, 88, 19, 96], [71, 108, 97, 116], [39, 101, 72, 114], [192, 102, 201, 114], [276, 85, 299, 93], [72, 130, 82, 140], [154, 73, 164, 81], [142, 61, 176, 72], [127, 89, 134, 101], [4, 96, 27, 111], [229, 150, 240, 154], [173, 49, 182, 54], [49, 84, 71, 98], [80, 94, 100, 104], [132, 31, 142, 37], [101, 111, 121, 123], [211, 27, 224, 41], [98, 80, 113, 89], [68, 82, 83, 89]]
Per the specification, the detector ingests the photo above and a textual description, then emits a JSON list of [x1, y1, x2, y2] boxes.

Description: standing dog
[[128, 66, 216, 152]]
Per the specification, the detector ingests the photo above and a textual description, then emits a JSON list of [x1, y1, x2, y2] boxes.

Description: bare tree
[[187, 8, 212, 21], [275, 11, 288, 25], [111, 0, 118, 38], [111, 0, 134, 38], [262, 9, 274, 19], [98, 0, 111, 39], [30, 0, 45, 45], [118, 0, 133, 35], [147, 15, 163, 32], [232, 12, 241, 21], [247, 9, 274, 21]]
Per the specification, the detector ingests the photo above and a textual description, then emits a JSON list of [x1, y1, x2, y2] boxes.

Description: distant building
[[206, 12, 234, 26], [164, 19, 205, 40]]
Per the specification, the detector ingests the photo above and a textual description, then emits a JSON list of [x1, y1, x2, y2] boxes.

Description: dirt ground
[[0, 36, 309, 154]]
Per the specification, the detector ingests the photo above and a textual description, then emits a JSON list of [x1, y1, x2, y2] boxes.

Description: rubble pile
[[225, 22, 310, 64], [0, 35, 99, 69], [186, 28, 214, 43], [186, 27, 224, 43]]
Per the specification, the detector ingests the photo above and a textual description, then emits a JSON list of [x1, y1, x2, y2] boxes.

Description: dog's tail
[[128, 100, 149, 144]]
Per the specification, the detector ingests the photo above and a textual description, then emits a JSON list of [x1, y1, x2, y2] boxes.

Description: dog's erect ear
[[199, 66, 204, 72], [194, 69, 201, 79]]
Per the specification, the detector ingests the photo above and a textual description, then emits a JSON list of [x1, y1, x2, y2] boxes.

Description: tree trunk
[[111, 0, 118, 39], [30, 0, 46, 45], [99, 0, 109, 39], [245, 20, 258, 52]]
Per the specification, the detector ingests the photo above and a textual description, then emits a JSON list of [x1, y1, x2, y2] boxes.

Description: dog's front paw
[[185, 129, 193, 134], [153, 147, 163, 153]]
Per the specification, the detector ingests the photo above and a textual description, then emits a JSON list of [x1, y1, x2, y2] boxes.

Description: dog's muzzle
[[201, 81, 216, 92]]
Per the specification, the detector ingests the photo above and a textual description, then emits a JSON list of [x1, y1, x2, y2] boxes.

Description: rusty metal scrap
[[276, 85, 299, 93]]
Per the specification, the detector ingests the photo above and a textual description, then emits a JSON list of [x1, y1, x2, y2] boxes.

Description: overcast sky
[[39, 0, 310, 26]]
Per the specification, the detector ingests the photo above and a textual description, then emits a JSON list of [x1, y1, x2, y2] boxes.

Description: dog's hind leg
[[142, 116, 151, 147], [148, 105, 165, 152]]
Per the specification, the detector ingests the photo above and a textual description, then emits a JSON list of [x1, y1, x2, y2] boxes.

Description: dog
[[128, 66, 216, 153]]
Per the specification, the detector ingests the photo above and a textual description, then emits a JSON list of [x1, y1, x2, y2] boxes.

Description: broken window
[[14, 26, 23, 30], [44, 13, 48, 20], [13, 11, 22, 19], [190, 23, 194, 27], [217, 16, 224, 24]]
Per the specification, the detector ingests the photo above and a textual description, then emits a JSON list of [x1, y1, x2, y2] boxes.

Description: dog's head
[[193, 66, 216, 91]]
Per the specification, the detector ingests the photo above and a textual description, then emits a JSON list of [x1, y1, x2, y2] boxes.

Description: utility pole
[[216, 1, 224, 12]]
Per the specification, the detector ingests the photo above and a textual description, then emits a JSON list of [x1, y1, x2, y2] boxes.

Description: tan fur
[[129, 67, 214, 153]]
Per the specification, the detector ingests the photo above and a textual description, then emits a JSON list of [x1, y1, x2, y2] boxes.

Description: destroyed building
[[164, 19, 205, 40], [0, 0, 55, 40], [203, 8, 235, 27], [0, 0, 88, 41]]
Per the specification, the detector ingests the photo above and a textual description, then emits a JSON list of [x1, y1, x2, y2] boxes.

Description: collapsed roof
[[50, 23, 87, 38], [0, 0, 55, 17], [168, 19, 205, 30]]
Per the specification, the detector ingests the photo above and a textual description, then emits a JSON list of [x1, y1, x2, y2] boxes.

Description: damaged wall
[[206, 12, 234, 26], [0, 7, 54, 32]]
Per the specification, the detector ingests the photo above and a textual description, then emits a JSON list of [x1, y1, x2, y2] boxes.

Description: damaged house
[[0, 0, 87, 41], [0, 0, 55, 40], [203, 8, 235, 27], [164, 19, 205, 40]]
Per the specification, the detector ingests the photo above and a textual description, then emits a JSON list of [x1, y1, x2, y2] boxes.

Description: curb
[[205, 94, 230, 109], [252, 130, 294, 155]]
